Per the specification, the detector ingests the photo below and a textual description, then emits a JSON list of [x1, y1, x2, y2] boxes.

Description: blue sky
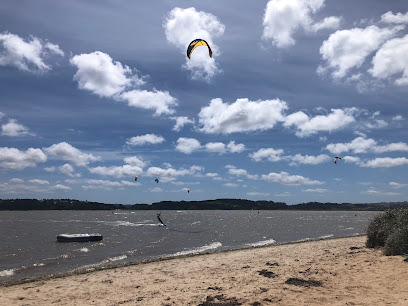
[[0, 0, 407, 204]]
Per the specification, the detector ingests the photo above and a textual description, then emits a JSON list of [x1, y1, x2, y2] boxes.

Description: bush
[[366, 208, 408, 255]]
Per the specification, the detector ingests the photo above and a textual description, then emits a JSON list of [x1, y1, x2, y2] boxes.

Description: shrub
[[366, 208, 408, 255]]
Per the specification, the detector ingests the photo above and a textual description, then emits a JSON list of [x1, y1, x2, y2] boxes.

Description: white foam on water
[[33, 263, 45, 267], [344, 227, 354, 230], [165, 242, 222, 258], [106, 255, 127, 262], [78, 248, 89, 252], [100, 220, 157, 227], [246, 238, 276, 247], [0, 269, 15, 277]]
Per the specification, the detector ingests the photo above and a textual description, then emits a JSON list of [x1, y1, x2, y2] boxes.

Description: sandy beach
[[1, 235, 407, 305]]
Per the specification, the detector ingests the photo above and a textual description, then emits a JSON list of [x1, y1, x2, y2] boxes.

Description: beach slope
[[1, 236, 407, 305]]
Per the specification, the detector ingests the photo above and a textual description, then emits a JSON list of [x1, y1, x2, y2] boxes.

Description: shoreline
[[1, 235, 408, 305], [0, 234, 362, 288]]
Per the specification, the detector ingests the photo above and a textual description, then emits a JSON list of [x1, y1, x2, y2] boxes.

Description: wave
[[0, 269, 15, 277], [164, 242, 222, 258], [99, 220, 157, 227], [246, 238, 276, 247], [296, 234, 335, 242]]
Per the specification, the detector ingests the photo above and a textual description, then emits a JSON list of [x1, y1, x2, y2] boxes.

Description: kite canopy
[[135, 176, 138, 181], [187, 188, 190, 193], [155, 178, 159, 183], [187, 39, 212, 59], [333, 157, 342, 164]]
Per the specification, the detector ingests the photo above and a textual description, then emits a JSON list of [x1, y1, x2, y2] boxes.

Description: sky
[[0, 0, 407, 204]]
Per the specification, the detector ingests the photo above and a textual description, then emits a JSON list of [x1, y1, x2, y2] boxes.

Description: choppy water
[[0, 210, 379, 284]]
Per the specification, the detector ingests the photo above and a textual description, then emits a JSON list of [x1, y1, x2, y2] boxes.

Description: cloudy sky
[[1, 0, 407, 204]]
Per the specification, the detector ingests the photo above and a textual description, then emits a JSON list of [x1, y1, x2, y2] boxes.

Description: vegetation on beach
[[366, 208, 408, 255]]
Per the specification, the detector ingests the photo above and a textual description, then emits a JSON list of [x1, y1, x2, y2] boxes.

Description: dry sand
[[1, 236, 407, 305]]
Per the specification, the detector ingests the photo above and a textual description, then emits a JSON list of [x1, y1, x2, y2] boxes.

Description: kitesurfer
[[157, 213, 166, 226]]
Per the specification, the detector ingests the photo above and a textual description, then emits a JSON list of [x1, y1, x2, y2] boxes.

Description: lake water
[[0, 210, 380, 284]]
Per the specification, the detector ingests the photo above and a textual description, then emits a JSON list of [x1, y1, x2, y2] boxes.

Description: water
[[0, 210, 379, 284]]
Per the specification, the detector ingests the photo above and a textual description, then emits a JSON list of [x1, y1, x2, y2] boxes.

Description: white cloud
[[126, 134, 165, 146], [302, 188, 328, 193], [224, 183, 239, 188], [342, 156, 361, 164], [172, 116, 195, 131], [0, 178, 71, 194], [70, 51, 142, 98], [261, 171, 324, 185], [284, 108, 356, 137], [325, 137, 408, 154], [369, 34, 408, 86], [123, 156, 148, 168], [0, 112, 5, 121], [206, 172, 219, 177], [81, 179, 138, 190], [70, 51, 177, 115], [44, 166, 55, 172], [146, 165, 203, 182], [44, 142, 101, 166], [0, 32, 63, 73], [362, 187, 401, 196], [247, 192, 270, 197], [28, 179, 50, 185], [289, 154, 330, 165], [1, 119, 31, 136], [88, 164, 143, 178], [59, 164, 81, 177], [199, 98, 287, 134], [227, 166, 258, 180], [318, 25, 403, 79], [205, 142, 226, 154], [226, 141, 245, 153], [249, 148, 284, 162], [392, 115, 403, 121], [381, 11, 408, 24], [119, 90, 177, 116], [0, 147, 47, 170], [175, 137, 201, 154], [262, 0, 340, 48], [389, 182, 408, 189], [163, 7, 225, 82], [361, 157, 408, 168]]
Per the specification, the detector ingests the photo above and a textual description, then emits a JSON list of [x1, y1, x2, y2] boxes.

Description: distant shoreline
[[1, 198, 407, 211]]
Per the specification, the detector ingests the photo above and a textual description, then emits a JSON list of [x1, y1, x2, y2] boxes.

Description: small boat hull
[[57, 233, 103, 242]]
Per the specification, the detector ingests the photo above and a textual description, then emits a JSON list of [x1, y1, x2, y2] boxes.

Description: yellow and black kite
[[187, 39, 212, 59]]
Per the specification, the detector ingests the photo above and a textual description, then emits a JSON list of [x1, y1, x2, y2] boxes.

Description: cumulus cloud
[[224, 183, 239, 188], [389, 182, 408, 189], [163, 7, 225, 82], [175, 137, 202, 154], [249, 148, 284, 162], [172, 116, 195, 131], [123, 156, 148, 168], [226, 165, 258, 180], [81, 179, 138, 190], [289, 154, 330, 165], [247, 192, 270, 197], [0, 112, 5, 121], [318, 25, 403, 79], [126, 134, 165, 146], [205, 142, 226, 154], [70, 51, 143, 97], [227, 141, 245, 153], [0, 147, 47, 170], [262, 0, 341, 48], [283, 108, 356, 137], [369, 34, 408, 86], [0, 178, 70, 194], [44, 142, 101, 166], [199, 98, 287, 134], [70, 51, 177, 115], [88, 165, 143, 178], [119, 90, 177, 116], [0, 32, 63, 73], [146, 165, 203, 182], [1, 119, 32, 136], [302, 188, 328, 193], [362, 187, 401, 196], [361, 157, 408, 168], [393, 115, 403, 121], [261, 171, 324, 185], [325, 137, 408, 154], [381, 11, 408, 24], [59, 163, 81, 177]]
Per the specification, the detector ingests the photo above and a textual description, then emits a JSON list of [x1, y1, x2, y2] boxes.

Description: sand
[[1, 236, 407, 305]]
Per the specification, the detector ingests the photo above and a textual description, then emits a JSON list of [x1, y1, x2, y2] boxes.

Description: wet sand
[[1, 236, 407, 305]]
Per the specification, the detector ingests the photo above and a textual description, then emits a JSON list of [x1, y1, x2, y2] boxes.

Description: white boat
[[57, 233, 103, 242]]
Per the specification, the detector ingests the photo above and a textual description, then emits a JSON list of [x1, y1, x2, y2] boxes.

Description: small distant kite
[[187, 188, 190, 193], [155, 178, 159, 184], [187, 39, 212, 59], [135, 176, 138, 181], [333, 157, 342, 164]]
